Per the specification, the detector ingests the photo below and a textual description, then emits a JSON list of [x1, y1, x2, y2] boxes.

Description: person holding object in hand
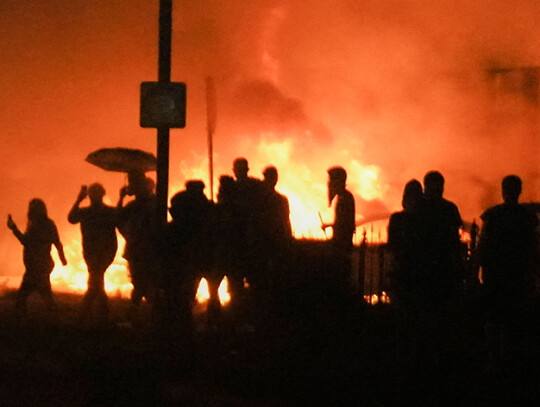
[[68, 184, 118, 321], [7, 198, 67, 318]]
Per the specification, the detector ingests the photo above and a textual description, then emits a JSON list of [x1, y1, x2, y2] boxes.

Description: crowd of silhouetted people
[[6, 159, 539, 373]]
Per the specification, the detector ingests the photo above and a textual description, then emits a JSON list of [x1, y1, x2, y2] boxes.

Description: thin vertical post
[[206, 77, 216, 201], [156, 0, 172, 227]]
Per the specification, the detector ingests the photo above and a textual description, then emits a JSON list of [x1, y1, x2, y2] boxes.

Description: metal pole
[[206, 77, 216, 201], [156, 0, 172, 227]]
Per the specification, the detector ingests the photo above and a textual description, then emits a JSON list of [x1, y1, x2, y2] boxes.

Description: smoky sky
[[1, 0, 539, 277]]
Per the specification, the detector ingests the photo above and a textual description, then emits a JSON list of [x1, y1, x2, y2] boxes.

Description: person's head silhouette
[[501, 175, 522, 204], [424, 170, 445, 200], [88, 183, 106, 205], [218, 175, 235, 204], [327, 166, 347, 205], [402, 179, 423, 210], [186, 180, 205, 195], [28, 198, 47, 224], [233, 157, 249, 181], [263, 166, 278, 189]]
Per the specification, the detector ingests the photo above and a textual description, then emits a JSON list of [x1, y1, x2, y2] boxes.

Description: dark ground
[[0, 284, 539, 407]]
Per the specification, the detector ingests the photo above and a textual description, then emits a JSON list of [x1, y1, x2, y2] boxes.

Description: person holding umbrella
[[68, 183, 118, 322], [84, 148, 160, 323]]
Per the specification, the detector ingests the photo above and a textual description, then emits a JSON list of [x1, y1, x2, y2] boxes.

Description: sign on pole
[[140, 81, 186, 128]]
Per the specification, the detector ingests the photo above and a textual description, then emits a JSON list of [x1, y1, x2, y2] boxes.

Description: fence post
[[357, 229, 367, 298]]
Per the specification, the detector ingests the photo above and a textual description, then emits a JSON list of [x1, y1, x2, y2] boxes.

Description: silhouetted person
[[117, 171, 158, 320], [417, 170, 464, 371], [211, 175, 243, 314], [478, 175, 539, 362], [255, 166, 293, 324], [260, 166, 293, 247], [68, 183, 118, 321], [167, 180, 213, 330], [422, 170, 464, 304], [322, 166, 356, 287], [231, 157, 263, 289], [7, 199, 67, 318], [387, 179, 425, 307], [387, 179, 427, 372]]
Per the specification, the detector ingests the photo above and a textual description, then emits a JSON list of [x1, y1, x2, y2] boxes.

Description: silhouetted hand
[[76, 185, 88, 203], [7, 214, 16, 231], [61, 257, 68, 266], [120, 186, 129, 199]]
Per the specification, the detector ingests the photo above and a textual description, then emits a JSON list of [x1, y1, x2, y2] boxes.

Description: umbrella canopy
[[85, 147, 157, 173]]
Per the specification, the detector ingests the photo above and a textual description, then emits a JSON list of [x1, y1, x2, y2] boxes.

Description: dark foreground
[[0, 286, 539, 407]]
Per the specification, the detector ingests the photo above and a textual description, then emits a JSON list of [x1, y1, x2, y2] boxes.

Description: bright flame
[[171, 132, 389, 241], [49, 236, 132, 298], [255, 135, 387, 239], [349, 160, 384, 201], [196, 276, 231, 306], [196, 277, 211, 303], [217, 276, 231, 306], [43, 130, 390, 299], [364, 291, 391, 305]]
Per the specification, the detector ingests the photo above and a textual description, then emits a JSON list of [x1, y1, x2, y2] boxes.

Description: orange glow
[[196, 278, 211, 303], [247, 135, 388, 239], [195, 276, 231, 306], [364, 292, 391, 305], [20, 130, 392, 300], [49, 236, 132, 298], [217, 276, 231, 306], [2, 1, 539, 305], [43, 134, 390, 298]]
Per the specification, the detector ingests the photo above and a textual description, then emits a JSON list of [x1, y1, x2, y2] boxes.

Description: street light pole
[[156, 0, 172, 227]]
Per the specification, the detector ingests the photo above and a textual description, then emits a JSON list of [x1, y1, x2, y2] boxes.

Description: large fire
[[1, 2, 539, 313], [38, 136, 389, 302]]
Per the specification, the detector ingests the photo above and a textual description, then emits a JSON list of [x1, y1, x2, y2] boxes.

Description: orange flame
[[195, 276, 231, 306], [45, 135, 390, 299], [195, 277, 211, 303]]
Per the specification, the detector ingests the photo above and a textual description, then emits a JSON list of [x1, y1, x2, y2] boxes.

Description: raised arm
[[7, 214, 25, 245], [68, 185, 87, 224], [117, 186, 129, 208]]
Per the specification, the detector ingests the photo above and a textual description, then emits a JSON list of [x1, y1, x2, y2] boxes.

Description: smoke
[[1, 0, 539, 278], [178, 0, 539, 214]]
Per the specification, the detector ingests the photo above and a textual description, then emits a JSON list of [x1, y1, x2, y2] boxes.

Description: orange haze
[[1, 1, 538, 294]]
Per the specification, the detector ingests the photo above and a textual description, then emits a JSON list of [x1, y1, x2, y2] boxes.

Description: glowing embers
[[363, 291, 391, 305], [217, 276, 231, 306], [195, 278, 211, 303], [196, 276, 231, 306]]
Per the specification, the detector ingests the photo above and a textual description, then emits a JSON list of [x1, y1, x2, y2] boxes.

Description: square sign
[[140, 81, 186, 128]]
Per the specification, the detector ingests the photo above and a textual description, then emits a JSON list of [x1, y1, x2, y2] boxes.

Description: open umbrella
[[85, 147, 157, 173]]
